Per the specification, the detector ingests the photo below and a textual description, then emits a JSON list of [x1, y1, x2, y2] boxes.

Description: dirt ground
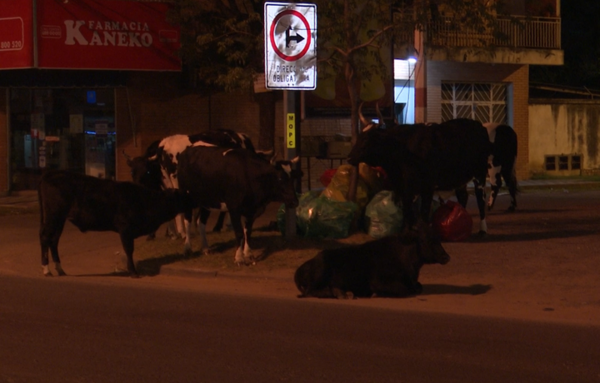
[[2, 187, 600, 327]]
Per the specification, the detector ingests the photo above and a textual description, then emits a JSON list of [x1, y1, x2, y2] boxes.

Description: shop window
[[9, 88, 115, 191]]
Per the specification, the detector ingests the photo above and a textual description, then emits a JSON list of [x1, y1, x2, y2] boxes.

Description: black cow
[[294, 221, 450, 298], [348, 116, 492, 235], [484, 123, 519, 212], [124, 129, 267, 238], [177, 146, 300, 265], [38, 170, 192, 277]]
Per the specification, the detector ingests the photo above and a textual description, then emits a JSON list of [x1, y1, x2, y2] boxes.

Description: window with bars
[[441, 82, 508, 123]]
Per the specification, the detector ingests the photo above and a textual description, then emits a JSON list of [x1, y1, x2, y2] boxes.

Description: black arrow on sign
[[286, 27, 304, 48]]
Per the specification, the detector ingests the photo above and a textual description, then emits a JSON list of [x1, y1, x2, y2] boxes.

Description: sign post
[[265, 2, 317, 239]]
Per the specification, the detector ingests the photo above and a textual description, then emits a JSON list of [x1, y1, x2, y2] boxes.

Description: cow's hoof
[[477, 230, 487, 237], [507, 206, 516, 213], [44, 272, 52, 277]]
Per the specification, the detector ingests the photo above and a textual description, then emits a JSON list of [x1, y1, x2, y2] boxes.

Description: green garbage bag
[[277, 190, 358, 239], [277, 190, 320, 235], [364, 190, 403, 238], [299, 195, 358, 239]]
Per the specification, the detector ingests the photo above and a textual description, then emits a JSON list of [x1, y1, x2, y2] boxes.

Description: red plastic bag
[[319, 169, 337, 187], [432, 199, 473, 241]]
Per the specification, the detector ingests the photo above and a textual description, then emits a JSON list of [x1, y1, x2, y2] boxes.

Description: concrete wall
[[427, 61, 530, 180], [529, 100, 600, 175]]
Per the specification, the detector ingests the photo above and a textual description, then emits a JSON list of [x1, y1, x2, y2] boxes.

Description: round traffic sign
[[269, 9, 312, 62]]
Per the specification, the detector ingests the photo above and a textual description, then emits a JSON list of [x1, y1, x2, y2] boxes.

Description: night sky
[[530, 0, 600, 88]]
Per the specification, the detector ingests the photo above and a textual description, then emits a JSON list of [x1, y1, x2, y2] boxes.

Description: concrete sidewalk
[[1, 177, 599, 209]]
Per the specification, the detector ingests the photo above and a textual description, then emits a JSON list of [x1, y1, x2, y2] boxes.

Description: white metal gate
[[441, 82, 507, 123]]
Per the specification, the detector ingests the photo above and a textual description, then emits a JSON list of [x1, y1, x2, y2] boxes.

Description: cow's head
[[347, 102, 392, 167], [346, 125, 390, 168], [123, 151, 163, 191], [272, 157, 302, 208], [407, 220, 450, 265]]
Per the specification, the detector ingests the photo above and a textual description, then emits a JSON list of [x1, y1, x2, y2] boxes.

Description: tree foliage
[[167, 0, 264, 92]]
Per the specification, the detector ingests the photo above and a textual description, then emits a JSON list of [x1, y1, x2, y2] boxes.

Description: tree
[[167, 0, 264, 91], [313, 0, 499, 201]]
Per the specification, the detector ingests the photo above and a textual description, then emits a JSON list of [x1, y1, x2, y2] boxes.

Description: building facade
[[0, 0, 565, 195]]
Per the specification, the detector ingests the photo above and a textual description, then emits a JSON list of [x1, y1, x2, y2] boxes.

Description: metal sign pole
[[266, 2, 317, 240], [284, 90, 300, 239]]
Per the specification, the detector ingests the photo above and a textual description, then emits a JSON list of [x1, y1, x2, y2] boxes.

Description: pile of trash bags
[[278, 163, 472, 241], [277, 164, 383, 239]]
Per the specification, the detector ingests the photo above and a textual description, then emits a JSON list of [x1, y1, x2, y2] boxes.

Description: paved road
[[2, 274, 600, 383]]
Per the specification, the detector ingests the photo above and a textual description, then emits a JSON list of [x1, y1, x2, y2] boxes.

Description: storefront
[[8, 87, 116, 189], [0, 0, 179, 192]]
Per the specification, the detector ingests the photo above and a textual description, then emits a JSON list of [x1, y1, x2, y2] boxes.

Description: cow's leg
[[197, 208, 211, 255], [242, 216, 255, 263], [419, 191, 435, 224], [192, 208, 202, 235], [371, 279, 413, 297], [165, 219, 179, 240], [175, 213, 187, 239], [487, 164, 503, 210], [401, 193, 416, 232], [503, 162, 518, 212], [40, 216, 67, 277], [455, 185, 469, 208], [212, 212, 226, 232], [228, 211, 248, 266], [119, 233, 139, 277], [473, 179, 487, 235]]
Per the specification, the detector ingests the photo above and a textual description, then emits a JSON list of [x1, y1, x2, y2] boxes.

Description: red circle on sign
[[269, 9, 312, 62]]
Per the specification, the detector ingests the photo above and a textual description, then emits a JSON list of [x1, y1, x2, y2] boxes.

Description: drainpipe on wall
[[414, 27, 427, 123], [4, 88, 10, 196]]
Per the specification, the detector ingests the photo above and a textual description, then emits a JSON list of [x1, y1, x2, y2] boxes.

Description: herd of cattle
[[38, 112, 517, 299]]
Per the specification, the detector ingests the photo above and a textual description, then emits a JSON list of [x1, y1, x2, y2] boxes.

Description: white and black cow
[[177, 146, 301, 265], [38, 170, 192, 277], [484, 122, 519, 212], [348, 113, 492, 235], [294, 220, 450, 298], [124, 129, 267, 238]]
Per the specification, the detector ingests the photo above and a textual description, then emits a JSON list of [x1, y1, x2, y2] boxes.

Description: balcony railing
[[397, 15, 561, 50]]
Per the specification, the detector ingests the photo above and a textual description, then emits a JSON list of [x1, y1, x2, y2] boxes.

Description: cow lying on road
[[294, 221, 450, 298], [38, 170, 192, 277]]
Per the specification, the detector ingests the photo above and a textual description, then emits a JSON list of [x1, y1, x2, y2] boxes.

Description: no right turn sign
[[264, 2, 317, 90]]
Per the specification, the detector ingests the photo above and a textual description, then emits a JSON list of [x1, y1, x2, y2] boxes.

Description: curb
[[159, 265, 293, 282]]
